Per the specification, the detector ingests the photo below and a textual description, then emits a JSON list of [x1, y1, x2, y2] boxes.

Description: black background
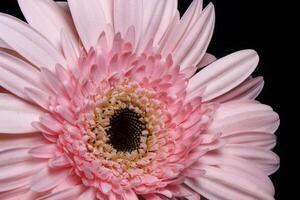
[[0, 0, 295, 199]]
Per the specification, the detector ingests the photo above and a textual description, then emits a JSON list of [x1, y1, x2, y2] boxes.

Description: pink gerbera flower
[[0, 0, 279, 199]]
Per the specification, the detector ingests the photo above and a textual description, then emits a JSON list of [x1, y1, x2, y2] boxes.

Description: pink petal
[[0, 133, 46, 151], [139, 0, 177, 51], [0, 38, 9, 48], [37, 185, 84, 200], [51, 171, 81, 193], [212, 76, 264, 103], [0, 51, 43, 100], [24, 87, 50, 110], [222, 131, 277, 150], [0, 94, 42, 134], [68, 0, 107, 50], [220, 145, 280, 175], [0, 185, 29, 199], [153, 0, 178, 45], [186, 165, 275, 200], [61, 30, 80, 68], [79, 188, 97, 200], [206, 101, 280, 135], [48, 155, 71, 169], [0, 176, 31, 192], [123, 189, 139, 200], [142, 194, 163, 200], [30, 167, 71, 192], [113, 0, 142, 48], [18, 0, 79, 49], [0, 159, 45, 182], [188, 50, 259, 101], [197, 53, 217, 68], [29, 144, 57, 158], [161, 0, 203, 57], [0, 13, 66, 71], [0, 147, 30, 166], [174, 3, 215, 70]]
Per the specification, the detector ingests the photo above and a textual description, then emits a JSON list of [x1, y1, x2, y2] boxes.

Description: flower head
[[0, 0, 279, 199]]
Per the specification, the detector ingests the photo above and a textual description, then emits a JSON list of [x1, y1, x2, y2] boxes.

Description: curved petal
[[0, 51, 44, 100], [68, 0, 107, 50], [79, 188, 97, 200], [197, 53, 216, 68], [0, 159, 45, 181], [113, 0, 143, 49], [18, 0, 79, 50], [29, 144, 57, 158], [0, 14, 67, 72], [30, 167, 71, 192], [0, 94, 42, 134], [0, 147, 30, 167], [206, 101, 280, 135], [220, 145, 280, 175], [222, 131, 277, 150], [186, 164, 275, 200], [37, 185, 84, 200], [173, 3, 215, 70], [188, 50, 259, 101], [0, 133, 46, 151], [136, 0, 177, 51], [211, 76, 264, 103]]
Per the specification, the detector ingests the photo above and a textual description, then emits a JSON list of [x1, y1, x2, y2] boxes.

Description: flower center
[[107, 107, 146, 152], [84, 83, 167, 168]]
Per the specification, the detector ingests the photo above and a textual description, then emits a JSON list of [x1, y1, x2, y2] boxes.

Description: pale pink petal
[[29, 144, 57, 158], [212, 76, 264, 103], [0, 176, 31, 192], [113, 0, 142, 48], [139, 0, 178, 51], [220, 145, 280, 175], [166, 3, 215, 70], [79, 188, 97, 200], [30, 167, 72, 192], [48, 155, 71, 169], [0, 159, 46, 182], [222, 131, 277, 150], [51, 172, 81, 193], [24, 87, 50, 110], [0, 147, 31, 166], [37, 185, 84, 200], [99, 0, 113, 26], [0, 51, 43, 100], [0, 13, 66, 71], [0, 185, 29, 199], [0, 133, 46, 151], [161, 0, 203, 57], [142, 194, 163, 200], [0, 94, 42, 134], [18, 0, 79, 50], [68, 0, 107, 50], [61, 30, 80, 68], [123, 189, 139, 200], [188, 50, 259, 101], [0, 38, 9, 48], [206, 101, 280, 135], [197, 53, 217, 68], [152, 0, 178, 45], [186, 165, 275, 200]]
